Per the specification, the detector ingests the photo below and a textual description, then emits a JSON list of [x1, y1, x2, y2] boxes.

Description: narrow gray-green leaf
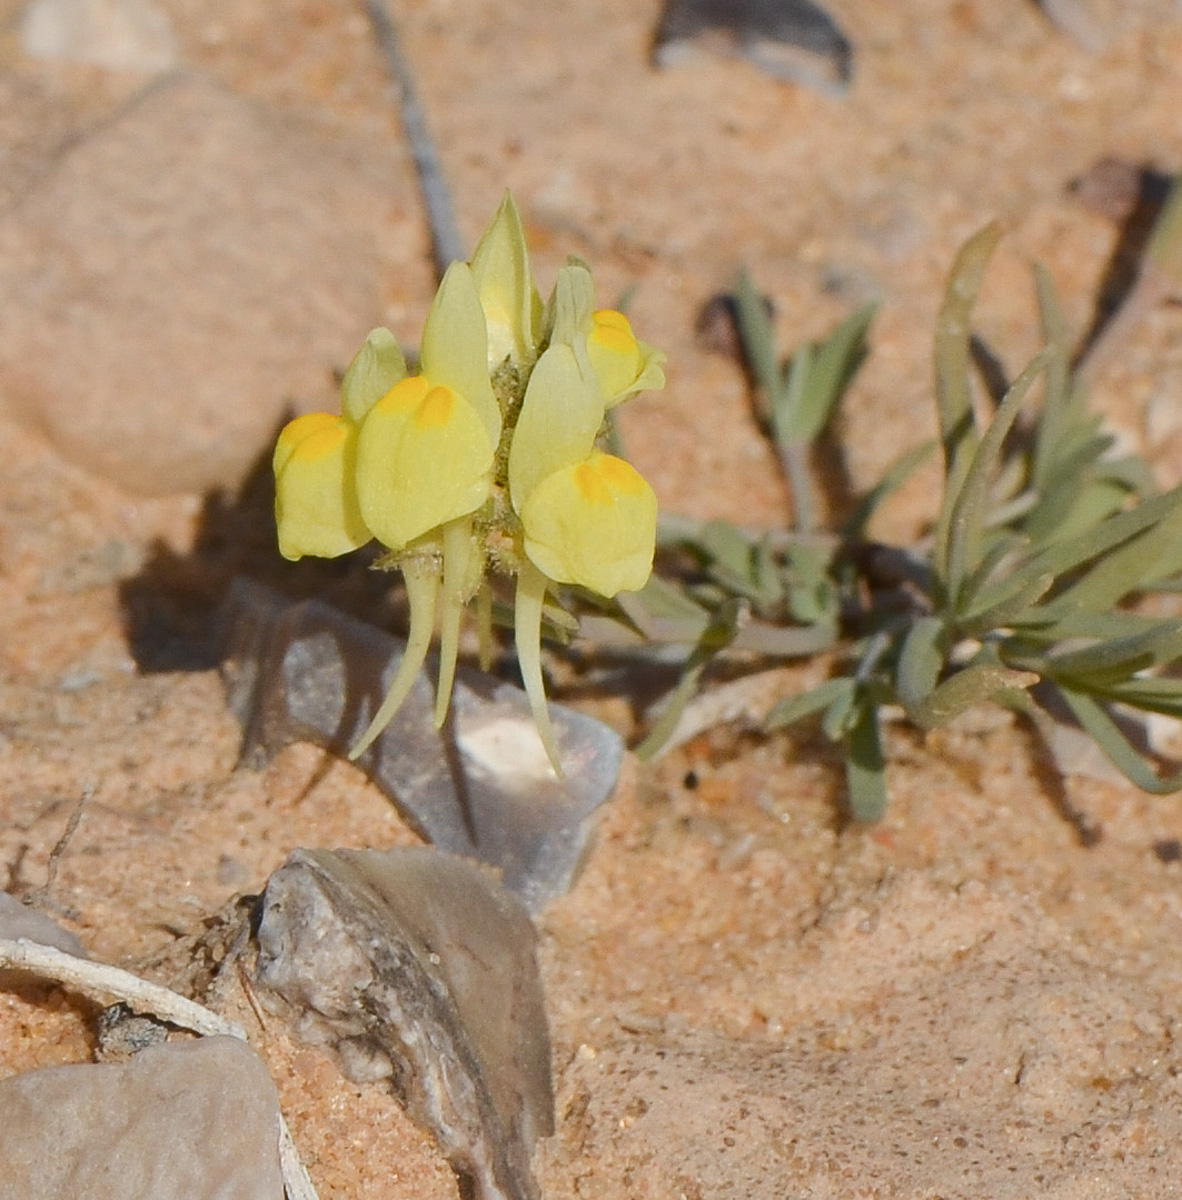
[[909, 663, 1039, 729], [934, 222, 1002, 474], [1058, 687, 1182, 794], [783, 302, 876, 445], [943, 347, 1051, 608], [764, 677, 855, 731], [963, 483, 1182, 624], [957, 570, 1055, 638], [821, 682, 860, 741], [895, 616, 946, 720], [845, 702, 889, 821], [1046, 620, 1182, 685], [734, 270, 782, 404], [634, 599, 746, 760], [1031, 262, 1075, 490], [1038, 498, 1182, 619], [1094, 676, 1182, 719]]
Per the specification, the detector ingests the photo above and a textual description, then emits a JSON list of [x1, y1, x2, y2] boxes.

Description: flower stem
[[434, 518, 474, 728], [350, 558, 440, 759], [514, 560, 563, 775]]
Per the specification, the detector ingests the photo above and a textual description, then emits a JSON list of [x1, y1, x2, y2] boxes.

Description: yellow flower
[[508, 340, 656, 596], [273, 328, 408, 561], [586, 308, 666, 407], [355, 262, 500, 550], [272, 413, 369, 561], [519, 450, 656, 596], [543, 261, 665, 405], [506, 291, 660, 770], [348, 262, 500, 759], [272, 194, 668, 776], [470, 192, 543, 368], [507, 341, 604, 513]]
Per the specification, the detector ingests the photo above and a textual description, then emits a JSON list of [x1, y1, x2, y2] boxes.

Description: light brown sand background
[[3, 1, 1182, 1195]]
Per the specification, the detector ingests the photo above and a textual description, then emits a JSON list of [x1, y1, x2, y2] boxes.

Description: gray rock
[[0, 891, 87, 957], [256, 847, 554, 1200], [0, 1036, 284, 1200], [0, 72, 384, 495], [653, 0, 852, 95], [220, 579, 624, 915], [20, 0, 179, 73]]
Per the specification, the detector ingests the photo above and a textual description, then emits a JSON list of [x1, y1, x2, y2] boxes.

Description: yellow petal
[[546, 260, 595, 352], [356, 375, 494, 551], [587, 309, 666, 406], [273, 413, 370, 561], [508, 342, 604, 512], [470, 192, 542, 367], [420, 262, 502, 443], [520, 451, 656, 596], [340, 327, 408, 424]]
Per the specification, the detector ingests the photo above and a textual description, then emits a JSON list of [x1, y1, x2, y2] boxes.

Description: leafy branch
[[579, 175, 1182, 820]]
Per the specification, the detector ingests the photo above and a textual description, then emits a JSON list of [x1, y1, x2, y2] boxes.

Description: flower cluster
[[273, 194, 665, 771]]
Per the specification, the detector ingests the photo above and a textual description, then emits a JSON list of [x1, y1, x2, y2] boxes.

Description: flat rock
[[0, 892, 87, 957], [220, 579, 624, 914], [0, 1036, 284, 1200], [0, 72, 384, 495]]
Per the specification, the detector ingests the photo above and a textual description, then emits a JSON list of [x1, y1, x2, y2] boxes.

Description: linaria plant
[[273, 193, 664, 771], [613, 186, 1182, 820]]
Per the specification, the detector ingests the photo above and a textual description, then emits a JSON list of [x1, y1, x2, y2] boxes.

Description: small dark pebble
[[1069, 156, 1174, 224], [1152, 838, 1182, 864], [695, 291, 774, 361], [95, 1003, 170, 1060]]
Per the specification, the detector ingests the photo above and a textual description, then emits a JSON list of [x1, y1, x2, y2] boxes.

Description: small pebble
[[654, 0, 852, 95], [1152, 838, 1182, 864]]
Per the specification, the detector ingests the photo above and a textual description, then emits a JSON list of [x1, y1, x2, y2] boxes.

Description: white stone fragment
[[20, 0, 179, 73]]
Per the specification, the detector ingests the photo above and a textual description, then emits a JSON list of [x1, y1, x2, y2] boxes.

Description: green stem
[[514, 560, 563, 776], [434, 518, 474, 728], [349, 557, 439, 759]]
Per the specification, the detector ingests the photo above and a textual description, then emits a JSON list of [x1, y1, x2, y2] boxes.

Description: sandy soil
[[4, 1, 1182, 1196]]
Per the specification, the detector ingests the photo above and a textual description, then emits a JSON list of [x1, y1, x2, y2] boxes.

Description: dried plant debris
[[219, 579, 623, 913], [255, 847, 554, 1200], [653, 0, 852, 95]]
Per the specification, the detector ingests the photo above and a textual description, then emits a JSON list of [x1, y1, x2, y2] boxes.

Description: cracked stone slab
[[220, 579, 624, 913], [256, 846, 554, 1200]]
